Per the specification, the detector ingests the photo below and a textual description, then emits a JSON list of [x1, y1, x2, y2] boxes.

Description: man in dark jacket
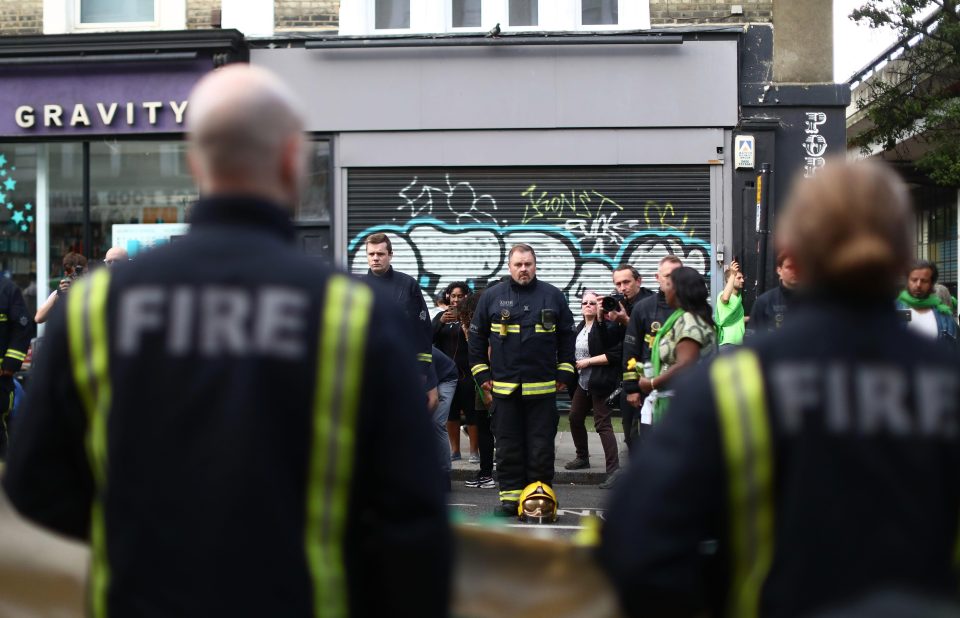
[[601, 160, 960, 618], [595, 264, 652, 458], [468, 244, 576, 516], [747, 253, 798, 336], [362, 232, 433, 378], [620, 255, 683, 451], [0, 276, 30, 459], [2, 65, 450, 618]]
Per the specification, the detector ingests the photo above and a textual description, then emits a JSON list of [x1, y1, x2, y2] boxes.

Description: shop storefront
[[252, 32, 739, 311], [0, 30, 334, 334], [0, 31, 243, 325]]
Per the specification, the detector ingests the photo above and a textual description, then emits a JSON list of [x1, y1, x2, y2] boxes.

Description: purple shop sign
[[0, 59, 210, 137]]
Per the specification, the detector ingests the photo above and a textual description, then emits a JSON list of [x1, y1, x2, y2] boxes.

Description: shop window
[[582, 0, 618, 26], [0, 144, 41, 326], [78, 0, 155, 24], [44, 0, 184, 34], [452, 0, 481, 28], [375, 0, 410, 29], [509, 0, 538, 27], [297, 141, 331, 222]]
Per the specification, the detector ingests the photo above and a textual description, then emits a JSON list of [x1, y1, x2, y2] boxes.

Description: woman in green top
[[638, 266, 718, 421]]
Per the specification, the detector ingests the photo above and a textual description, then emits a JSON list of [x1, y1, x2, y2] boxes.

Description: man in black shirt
[[747, 253, 799, 336]]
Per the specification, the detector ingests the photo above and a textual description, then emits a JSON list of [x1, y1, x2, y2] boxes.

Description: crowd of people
[[3, 62, 960, 617]]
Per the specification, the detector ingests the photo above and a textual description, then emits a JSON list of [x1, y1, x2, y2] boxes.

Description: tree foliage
[[850, 1, 960, 185]]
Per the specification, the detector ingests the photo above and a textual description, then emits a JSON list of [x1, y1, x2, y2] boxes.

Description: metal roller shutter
[[347, 166, 712, 312]]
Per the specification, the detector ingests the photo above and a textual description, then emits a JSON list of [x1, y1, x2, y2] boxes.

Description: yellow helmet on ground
[[518, 481, 558, 523]]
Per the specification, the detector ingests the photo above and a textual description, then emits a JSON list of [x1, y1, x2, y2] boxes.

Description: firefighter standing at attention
[[469, 243, 575, 518]]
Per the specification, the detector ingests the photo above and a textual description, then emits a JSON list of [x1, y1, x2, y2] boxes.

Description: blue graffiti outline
[[347, 217, 712, 268]]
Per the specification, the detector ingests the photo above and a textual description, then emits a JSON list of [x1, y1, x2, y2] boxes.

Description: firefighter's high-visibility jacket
[[468, 277, 575, 398], [0, 277, 30, 373], [2, 196, 451, 618], [599, 300, 960, 618]]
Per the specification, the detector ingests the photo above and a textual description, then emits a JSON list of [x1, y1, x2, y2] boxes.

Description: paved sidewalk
[[450, 430, 628, 485]]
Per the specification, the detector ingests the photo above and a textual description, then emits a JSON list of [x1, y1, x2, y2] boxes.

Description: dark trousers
[[476, 408, 494, 477], [0, 376, 14, 459], [569, 387, 620, 474], [491, 393, 558, 501], [620, 390, 640, 456]]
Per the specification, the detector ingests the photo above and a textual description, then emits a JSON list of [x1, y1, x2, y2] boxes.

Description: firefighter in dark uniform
[[600, 160, 960, 618], [468, 243, 576, 516], [0, 276, 30, 458], [362, 233, 433, 377], [747, 253, 799, 336], [2, 65, 451, 618], [620, 255, 682, 450]]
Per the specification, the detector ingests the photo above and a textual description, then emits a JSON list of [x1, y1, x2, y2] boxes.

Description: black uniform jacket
[[621, 290, 675, 393], [0, 277, 30, 373], [599, 299, 960, 618], [2, 196, 451, 618], [468, 277, 576, 398], [747, 282, 795, 336], [575, 320, 622, 396], [363, 265, 432, 377]]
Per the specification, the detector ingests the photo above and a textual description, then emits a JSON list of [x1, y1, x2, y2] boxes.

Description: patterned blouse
[[657, 312, 717, 374]]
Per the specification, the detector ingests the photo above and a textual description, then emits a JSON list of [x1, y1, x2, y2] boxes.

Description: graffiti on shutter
[[348, 168, 711, 312]]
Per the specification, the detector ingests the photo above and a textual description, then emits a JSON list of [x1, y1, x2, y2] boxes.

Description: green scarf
[[650, 308, 685, 424], [716, 292, 744, 328], [897, 290, 952, 316]]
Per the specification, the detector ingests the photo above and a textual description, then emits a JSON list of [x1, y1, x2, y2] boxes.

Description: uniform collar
[[367, 265, 395, 279], [509, 276, 537, 290], [188, 194, 295, 242]]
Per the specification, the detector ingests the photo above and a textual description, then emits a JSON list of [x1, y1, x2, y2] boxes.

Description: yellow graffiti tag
[[520, 185, 624, 224]]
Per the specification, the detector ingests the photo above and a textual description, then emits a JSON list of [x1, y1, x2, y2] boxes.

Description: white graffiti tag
[[398, 174, 498, 225], [803, 112, 828, 178]]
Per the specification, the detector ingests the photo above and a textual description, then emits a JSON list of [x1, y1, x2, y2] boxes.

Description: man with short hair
[[469, 244, 575, 517], [621, 255, 682, 451], [103, 246, 129, 268], [896, 259, 958, 345], [716, 260, 746, 346], [363, 233, 433, 377], [595, 264, 652, 467], [3, 65, 450, 616], [747, 253, 798, 336]]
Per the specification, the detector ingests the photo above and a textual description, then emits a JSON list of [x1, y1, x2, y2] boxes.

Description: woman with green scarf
[[637, 266, 718, 422]]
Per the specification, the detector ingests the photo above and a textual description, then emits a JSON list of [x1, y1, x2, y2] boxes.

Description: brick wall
[[275, 0, 339, 31], [187, 0, 221, 29], [650, 0, 773, 25], [0, 0, 42, 36]]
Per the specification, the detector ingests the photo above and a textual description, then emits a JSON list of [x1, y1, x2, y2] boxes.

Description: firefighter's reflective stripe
[[491, 324, 520, 335], [0, 313, 7, 322], [557, 363, 574, 374], [471, 364, 490, 376], [622, 371, 638, 381], [417, 352, 433, 363], [521, 381, 556, 396], [305, 275, 372, 618], [710, 350, 774, 618], [66, 269, 112, 618], [492, 381, 519, 395], [4, 349, 26, 361], [534, 324, 556, 333], [499, 489, 522, 503]]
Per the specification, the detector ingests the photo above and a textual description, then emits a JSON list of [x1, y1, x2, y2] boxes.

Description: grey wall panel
[[251, 41, 738, 132], [338, 128, 726, 167]]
